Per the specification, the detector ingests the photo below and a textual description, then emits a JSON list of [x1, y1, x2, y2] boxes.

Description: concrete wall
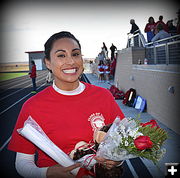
[[114, 47, 180, 134]]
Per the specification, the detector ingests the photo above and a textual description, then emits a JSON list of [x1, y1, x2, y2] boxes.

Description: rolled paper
[[18, 117, 79, 175]]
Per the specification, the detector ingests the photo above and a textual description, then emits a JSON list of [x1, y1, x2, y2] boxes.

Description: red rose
[[140, 119, 159, 128], [134, 136, 153, 150]]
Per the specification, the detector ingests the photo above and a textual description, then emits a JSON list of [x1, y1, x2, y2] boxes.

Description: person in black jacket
[[110, 43, 117, 60], [127, 19, 140, 47], [129, 19, 139, 34]]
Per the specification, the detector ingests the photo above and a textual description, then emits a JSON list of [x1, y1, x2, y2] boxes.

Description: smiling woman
[[44, 32, 83, 91], [8, 31, 125, 178]]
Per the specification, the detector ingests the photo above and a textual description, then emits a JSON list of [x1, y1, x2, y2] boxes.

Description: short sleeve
[[8, 103, 36, 154]]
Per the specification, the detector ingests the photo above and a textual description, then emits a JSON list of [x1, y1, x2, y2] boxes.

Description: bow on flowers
[[70, 130, 112, 177], [70, 142, 96, 178]]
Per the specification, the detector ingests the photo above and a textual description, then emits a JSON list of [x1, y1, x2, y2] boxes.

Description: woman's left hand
[[94, 156, 122, 170]]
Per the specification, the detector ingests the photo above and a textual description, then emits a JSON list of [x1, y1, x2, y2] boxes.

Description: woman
[[104, 60, 111, 82], [29, 60, 37, 93], [8, 31, 124, 178], [102, 42, 108, 59], [144, 16, 156, 42], [98, 60, 105, 82]]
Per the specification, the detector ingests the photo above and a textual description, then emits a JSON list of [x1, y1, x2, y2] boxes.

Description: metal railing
[[145, 34, 180, 46], [145, 35, 180, 64], [127, 30, 146, 48], [127, 32, 180, 65]]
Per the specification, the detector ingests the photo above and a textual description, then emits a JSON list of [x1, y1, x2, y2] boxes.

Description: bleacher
[[127, 31, 180, 65]]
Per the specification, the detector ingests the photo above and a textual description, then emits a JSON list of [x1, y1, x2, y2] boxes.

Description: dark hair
[[159, 15, 163, 21], [99, 60, 104, 65], [148, 16, 155, 23], [157, 23, 163, 31], [31, 60, 35, 65], [44, 31, 81, 60]]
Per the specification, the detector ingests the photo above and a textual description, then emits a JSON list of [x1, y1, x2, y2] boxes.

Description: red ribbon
[[70, 140, 98, 177]]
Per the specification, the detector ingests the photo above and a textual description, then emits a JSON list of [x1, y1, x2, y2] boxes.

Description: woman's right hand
[[46, 163, 81, 178]]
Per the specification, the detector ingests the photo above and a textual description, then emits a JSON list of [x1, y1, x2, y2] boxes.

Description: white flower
[[125, 140, 129, 146], [133, 132, 143, 139], [96, 117, 144, 161], [128, 130, 137, 137]]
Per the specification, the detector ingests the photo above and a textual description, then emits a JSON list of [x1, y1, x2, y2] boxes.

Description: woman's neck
[[54, 79, 80, 91], [53, 81, 85, 96]]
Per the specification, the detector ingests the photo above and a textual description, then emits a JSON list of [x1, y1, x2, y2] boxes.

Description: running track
[[0, 71, 153, 178]]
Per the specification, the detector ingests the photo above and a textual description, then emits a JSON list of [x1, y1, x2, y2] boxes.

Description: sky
[[0, 0, 179, 63]]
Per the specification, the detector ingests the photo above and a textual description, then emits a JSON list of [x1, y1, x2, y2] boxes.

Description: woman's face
[[149, 18, 154, 24], [45, 38, 83, 89]]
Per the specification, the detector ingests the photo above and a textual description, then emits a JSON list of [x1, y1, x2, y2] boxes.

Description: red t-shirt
[[104, 64, 110, 72], [98, 64, 104, 72], [8, 83, 124, 167], [144, 23, 156, 32], [155, 21, 168, 32], [30, 65, 36, 78]]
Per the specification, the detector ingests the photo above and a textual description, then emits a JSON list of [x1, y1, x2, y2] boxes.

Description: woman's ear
[[44, 58, 51, 70]]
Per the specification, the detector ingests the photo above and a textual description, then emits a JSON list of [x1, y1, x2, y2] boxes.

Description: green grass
[[0, 73, 28, 81]]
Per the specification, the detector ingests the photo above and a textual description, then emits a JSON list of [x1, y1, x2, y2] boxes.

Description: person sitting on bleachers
[[151, 23, 170, 43], [176, 9, 180, 34], [154, 15, 168, 34], [166, 20, 177, 36]]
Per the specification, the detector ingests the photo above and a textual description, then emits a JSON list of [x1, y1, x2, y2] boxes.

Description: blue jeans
[[32, 78, 36, 91]]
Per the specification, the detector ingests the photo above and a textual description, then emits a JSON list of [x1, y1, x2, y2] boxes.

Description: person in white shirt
[[46, 69, 53, 83], [151, 23, 170, 43]]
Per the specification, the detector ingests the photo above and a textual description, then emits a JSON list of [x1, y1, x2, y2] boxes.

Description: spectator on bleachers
[[129, 19, 139, 35], [166, 20, 177, 36], [110, 43, 117, 61], [154, 15, 168, 34], [176, 9, 180, 34], [151, 23, 170, 43], [144, 17, 156, 42]]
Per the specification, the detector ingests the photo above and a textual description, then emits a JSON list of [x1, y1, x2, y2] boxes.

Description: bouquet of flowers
[[95, 117, 168, 165], [18, 116, 168, 178], [71, 116, 168, 177]]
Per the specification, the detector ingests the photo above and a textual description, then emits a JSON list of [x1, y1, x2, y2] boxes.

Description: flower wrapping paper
[[96, 117, 139, 161], [18, 116, 79, 175], [76, 117, 141, 170]]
